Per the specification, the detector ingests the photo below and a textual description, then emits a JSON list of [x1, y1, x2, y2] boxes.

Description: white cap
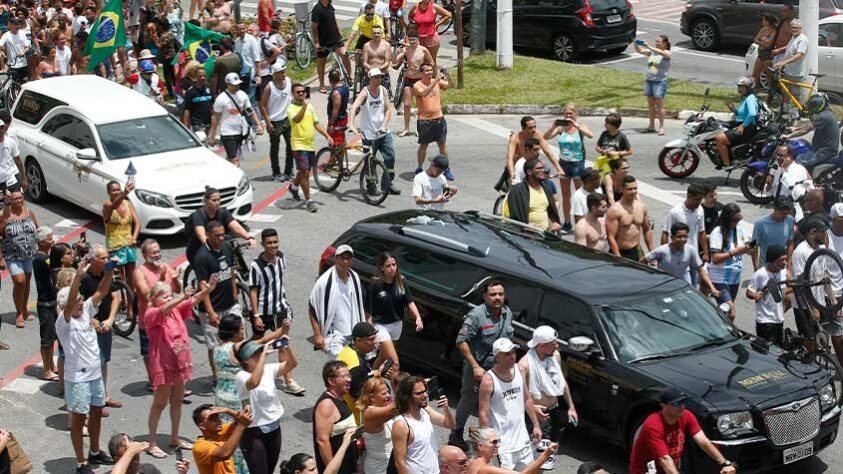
[[225, 72, 243, 85], [527, 325, 558, 349], [368, 67, 384, 78], [492, 338, 517, 356], [831, 203, 843, 218], [138, 49, 155, 60], [335, 244, 354, 256], [271, 60, 287, 74]]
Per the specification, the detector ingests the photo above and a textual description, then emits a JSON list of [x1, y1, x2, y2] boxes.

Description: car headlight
[[717, 411, 755, 438], [135, 189, 173, 208], [819, 383, 837, 410], [237, 175, 250, 196]]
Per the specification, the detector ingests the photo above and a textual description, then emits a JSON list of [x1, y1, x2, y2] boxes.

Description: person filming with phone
[[337, 322, 394, 423]]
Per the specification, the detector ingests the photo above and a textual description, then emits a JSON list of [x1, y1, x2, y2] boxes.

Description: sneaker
[[388, 186, 401, 195], [76, 464, 95, 474], [561, 222, 573, 234], [288, 185, 301, 201], [283, 173, 295, 181], [88, 450, 115, 465], [306, 201, 318, 213], [415, 167, 423, 175], [443, 169, 455, 181], [282, 380, 307, 396], [272, 174, 287, 183]]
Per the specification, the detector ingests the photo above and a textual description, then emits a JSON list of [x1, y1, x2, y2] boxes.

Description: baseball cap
[[225, 72, 243, 85], [773, 196, 794, 211], [492, 338, 517, 356], [368, 67, 384, 78], [432, 155, 449, 170], [659, 387, 687, 406], [139, 59, 155, 73], [335, 244, 354, 256], [237, 341, 264, 361], [271, 60, 287, 74], [351, 322, 378, 339], [527, 326, 558, 349], [766, 244, 787, 264], [831, 203, 843, 218]]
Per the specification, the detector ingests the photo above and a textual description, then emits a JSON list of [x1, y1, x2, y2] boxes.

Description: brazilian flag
[[83, 0, 126, 72], [181, 22, 227, 76]]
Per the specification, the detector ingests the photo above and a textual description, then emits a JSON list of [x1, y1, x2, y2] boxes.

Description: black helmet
[[807, 93, 828, 116]]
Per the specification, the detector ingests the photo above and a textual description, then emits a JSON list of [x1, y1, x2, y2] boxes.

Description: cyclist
[[348, 67, 399, 195], [184, 187, 254, 267], [784, 93, 841, 169], [505, 116, 561, 186], [359, 0, 391, 36], [312, 0, 351, 94], [348, 3, 384, 55], [393, 29, 433, 137], [327, 69, 350, 154], [388, 0, 406, 37], [713, 76, 759, 169], [362, 26, 392, 94], [0, 17, 30, 84]]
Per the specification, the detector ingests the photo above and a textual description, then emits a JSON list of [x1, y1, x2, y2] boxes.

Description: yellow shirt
[[288, 102, 319, 151], [352, 14, 384, 39], [336, 345, 362, 424], [528, 185, 550, 230]]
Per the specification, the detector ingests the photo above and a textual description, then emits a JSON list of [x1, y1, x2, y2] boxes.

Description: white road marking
[[247, 213, 283, 223], [669, 189, 745, 197], [54, 219, 85, 228], [672, 46, 745, 64], [1, 378, 47, 394], [596, 54, 640, 66]]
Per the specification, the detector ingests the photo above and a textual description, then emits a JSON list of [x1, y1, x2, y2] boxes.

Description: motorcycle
[[738, 128, 811, 205], [658, 88, 774, 179]]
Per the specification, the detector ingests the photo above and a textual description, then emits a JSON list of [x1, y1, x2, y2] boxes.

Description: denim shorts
[[644, 79, 668, 98], [139, 328, 149, 356], [559, 159, 585, 179], [66, 377, 106, 414], [97, 330, 113, 363], [714, 283, 740, 304], [110, 246, 138, 266], [6, 258, 33, 275]]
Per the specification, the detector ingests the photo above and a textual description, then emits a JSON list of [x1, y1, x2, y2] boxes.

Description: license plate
[[607, 14, 622, 23], [783, 441, 814, 465]]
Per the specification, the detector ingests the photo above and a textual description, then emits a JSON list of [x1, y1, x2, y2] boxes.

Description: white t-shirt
[[828, 230, 843, 294], [771, 163, 809, 221], [748, 267, 786, 324], [56, 45, 72, 76], [791, 240, 817, 309], [0, 30, 28, 68], [512, 158, 526, 185], [235, 362, 284, 427], [333, 277, 355, 337], [213, 90, 251, 137], [0, 136, 20, 185], [413, 172, 448, 211], [572, 186, 602, 218], [55, 299, 103, 383], [235, 34, 261, 79], [662, 203, 705, 251]]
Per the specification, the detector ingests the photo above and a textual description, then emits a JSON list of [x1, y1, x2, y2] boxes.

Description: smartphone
[[635, 38, 646, 45], [304, 86, 311, 99], [556, 119, 571, 127], [351, 425, 365, 441], [80, 231, 87, 242], [443, 186, 452, 198], [104, 260, 118, 271], [427, 375, 443, 400], [175, 447, 183, 462], [241, 399, 251, 410], [380, 358, 394, 375], [271, 338, 289, 350]]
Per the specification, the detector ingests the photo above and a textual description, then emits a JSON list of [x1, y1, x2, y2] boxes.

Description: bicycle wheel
[[352, 64, 365, 101], [393, 67, 405, 108], [359, 156, 388, 206], [825, 92, 843, 124], [111, 280, 137, 338], [765, 90, 786, 124], [436, 1, 454, 34], [4, 81, 20, 111], [336, 57, 352, 87], [813, 351, 843, 408], [295, 33, 313, 69], [313, 146, 344, 192], [803, 247, 843, 314]]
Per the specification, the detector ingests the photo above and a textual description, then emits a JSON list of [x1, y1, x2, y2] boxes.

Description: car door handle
[[36, 141, 45, 148], [826, 53, 836, 58]]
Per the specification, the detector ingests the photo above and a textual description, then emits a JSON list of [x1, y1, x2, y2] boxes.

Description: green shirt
[[456, 303, 513, 369]]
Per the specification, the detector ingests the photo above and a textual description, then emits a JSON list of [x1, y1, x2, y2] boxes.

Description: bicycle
[[389, 12, 404, 57], [293, 16, 314, 69], [392, 57, 407, 109], [0, 69, 23, 111], [434, 0, 455, 34], [351, 50, 366, 101], [312, 127, 390, 205], [762, 67, 843, 124]]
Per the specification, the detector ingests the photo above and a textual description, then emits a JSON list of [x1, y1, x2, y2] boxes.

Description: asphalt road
[[0, 102, 839, 472]]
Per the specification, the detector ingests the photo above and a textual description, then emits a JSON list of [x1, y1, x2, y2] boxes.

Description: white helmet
[[736, 76, 753, 88]]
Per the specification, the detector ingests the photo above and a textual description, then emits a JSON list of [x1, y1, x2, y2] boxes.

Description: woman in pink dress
[[143, 275, 217, 458]]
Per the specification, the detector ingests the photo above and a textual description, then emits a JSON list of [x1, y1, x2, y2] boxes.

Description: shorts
[[497, 444, 535, 471], [66, 378, 106, 415], [417, 117, 447, 144], [37, 302, 58, 348], [755, 321, 784, 345], [724, 124, 757, 147], [139, 328, 149, 357], [420, 33, 440, 49], [619, 246, 641, 261], [110, 246, 138, 266], [644, 79, 667, 98], [330, 116, 349, 146], [355, 35, 372, 51], [6, 258, 33, 275], [293, 150, 316, 171], [197, 305, 242, 350], [316, 40, 343, 59], [324, 332, 351, 359], [403, 76, 420, 90], [546, 180, 558, 194], [97, 330, 113, 363], [375, 320, 403, 342], [389, 8, 403, 17], [558, 159, 585, 179], [221, 134, 246, 159], [714, 283, 740, 304], [252, 309, 291, 338]]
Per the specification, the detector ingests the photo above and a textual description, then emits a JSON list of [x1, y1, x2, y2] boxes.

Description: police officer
[[448, 280, 513, 449]]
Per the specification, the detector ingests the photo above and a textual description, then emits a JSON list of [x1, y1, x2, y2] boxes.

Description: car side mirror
[[568, 336, 595, 353], [76, 148, 98, 160]]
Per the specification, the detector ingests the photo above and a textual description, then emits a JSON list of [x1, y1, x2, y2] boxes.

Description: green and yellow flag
[[83, 0, 127, 72], [180, 22, 227, 76]]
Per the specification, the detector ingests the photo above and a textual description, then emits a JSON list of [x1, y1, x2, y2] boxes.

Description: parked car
[[681, 0, 843, 51], [12, 75, 253, 235], [461, 0, 636, 62], [746, 14, 843, 92], [321, 210, 841, 473]]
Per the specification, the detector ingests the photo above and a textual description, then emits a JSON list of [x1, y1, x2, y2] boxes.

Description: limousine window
[[41, 114, 76, 145], [98, 115, 198, 160], [398, 247, 483, 295], [537, 292, 595, 342], [600, 289, 737, 363], [13, 91, 66, 125]]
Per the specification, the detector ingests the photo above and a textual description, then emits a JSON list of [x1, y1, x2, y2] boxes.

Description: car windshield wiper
[[628, 353, 678, 363], [675, 337, 732, 355]]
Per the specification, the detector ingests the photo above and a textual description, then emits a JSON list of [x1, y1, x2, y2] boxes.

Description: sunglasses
[[485, 439, 501, 446], [294, 90, 307, 95]]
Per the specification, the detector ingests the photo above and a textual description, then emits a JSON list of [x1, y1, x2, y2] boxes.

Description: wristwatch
[[720, 460, 732, 468]]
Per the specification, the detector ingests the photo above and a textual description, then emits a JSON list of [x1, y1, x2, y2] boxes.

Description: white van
[[12, 75, 253, 235]]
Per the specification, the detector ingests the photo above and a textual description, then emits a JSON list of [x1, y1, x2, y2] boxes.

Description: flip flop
[[146, 446, 168, 459], [319, 87, 328, 94], [169, 441, 194, 450], [183, 389, 193, 397], [43, 374, 60, 382], [105, 398, 123, 408], [657, 128, 666, 136], [641, 128, 657, 134], [15, 321, 24, 329]]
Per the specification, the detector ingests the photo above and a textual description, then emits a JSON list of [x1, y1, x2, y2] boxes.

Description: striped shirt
[[249, 253, 289, 316]]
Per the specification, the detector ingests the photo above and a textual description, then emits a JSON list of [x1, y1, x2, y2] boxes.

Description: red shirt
[[628, 410, 702, 474]]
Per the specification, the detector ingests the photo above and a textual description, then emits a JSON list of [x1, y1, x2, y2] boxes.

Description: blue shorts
[[7, 259, 33, 275], [546, 180, 558, 194], [97, 330, 113, 363], [66, 378, 106, 415], [293, 150, 315, 171], [110, 246, 138, 266], [559, 159, 586, 179], [714, 283, 740, 304], [644, 79, 668, 98]]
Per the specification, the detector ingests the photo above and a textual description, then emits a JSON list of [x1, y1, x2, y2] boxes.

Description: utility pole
[[455, 0, 465, 88], [496, 0, 512, 69], [470, 0, 486, 54], [800, 1, 819, 82]]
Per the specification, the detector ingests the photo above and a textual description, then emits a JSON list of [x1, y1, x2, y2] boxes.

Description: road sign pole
[[800, 1, 819, 80], [455, 0, 465, 88]]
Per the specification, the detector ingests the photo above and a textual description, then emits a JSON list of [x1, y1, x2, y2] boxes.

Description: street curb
[[442, 104, 735, 121]]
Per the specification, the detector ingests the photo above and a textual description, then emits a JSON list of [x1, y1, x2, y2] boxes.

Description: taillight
[[319, 245, 336, 275], [626, 0, 635, 19], [576, 0, 595, 27]]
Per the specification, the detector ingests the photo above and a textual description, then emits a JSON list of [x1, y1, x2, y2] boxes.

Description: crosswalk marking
[[247, 213, 283, 222], [54, 219, 86, 229], [1, 378, 47, 394], [631, 0, 685, 23]]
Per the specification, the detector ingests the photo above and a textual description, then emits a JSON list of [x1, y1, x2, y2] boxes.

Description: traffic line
[[672, 46, 745, 64], [247, 212, 283, 222]]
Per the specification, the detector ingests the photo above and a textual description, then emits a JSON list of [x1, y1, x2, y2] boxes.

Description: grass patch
[[444, 52, 734, 112]]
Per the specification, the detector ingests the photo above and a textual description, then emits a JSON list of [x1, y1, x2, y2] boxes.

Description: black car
[[461, 0, 636, 61], [320, 210, 841, 473], [681, 0, 843, 51]]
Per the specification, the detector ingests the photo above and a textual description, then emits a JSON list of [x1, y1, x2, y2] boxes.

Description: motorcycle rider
[[784, 93, 841, 170], [714, 76, 759, 169]]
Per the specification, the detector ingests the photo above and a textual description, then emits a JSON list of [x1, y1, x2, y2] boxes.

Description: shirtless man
[[575, 193, 608, 252], [506, 116, 562, 184], [393, 28, 433, 137], [606, 175, 654, 260], [363, 25, 392, 95]]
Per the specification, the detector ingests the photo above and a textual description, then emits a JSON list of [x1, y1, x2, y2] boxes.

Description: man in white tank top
[[479, 338, 544, 470], [392, 375, 456, 474], [259, 61, 294, 182], [348, 67, 400, 195]]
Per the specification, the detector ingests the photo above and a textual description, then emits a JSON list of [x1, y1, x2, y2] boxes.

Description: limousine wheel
[[552, 34, 576, 62], [691, 18, 718, 51], [25, 158, 48, 203]]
